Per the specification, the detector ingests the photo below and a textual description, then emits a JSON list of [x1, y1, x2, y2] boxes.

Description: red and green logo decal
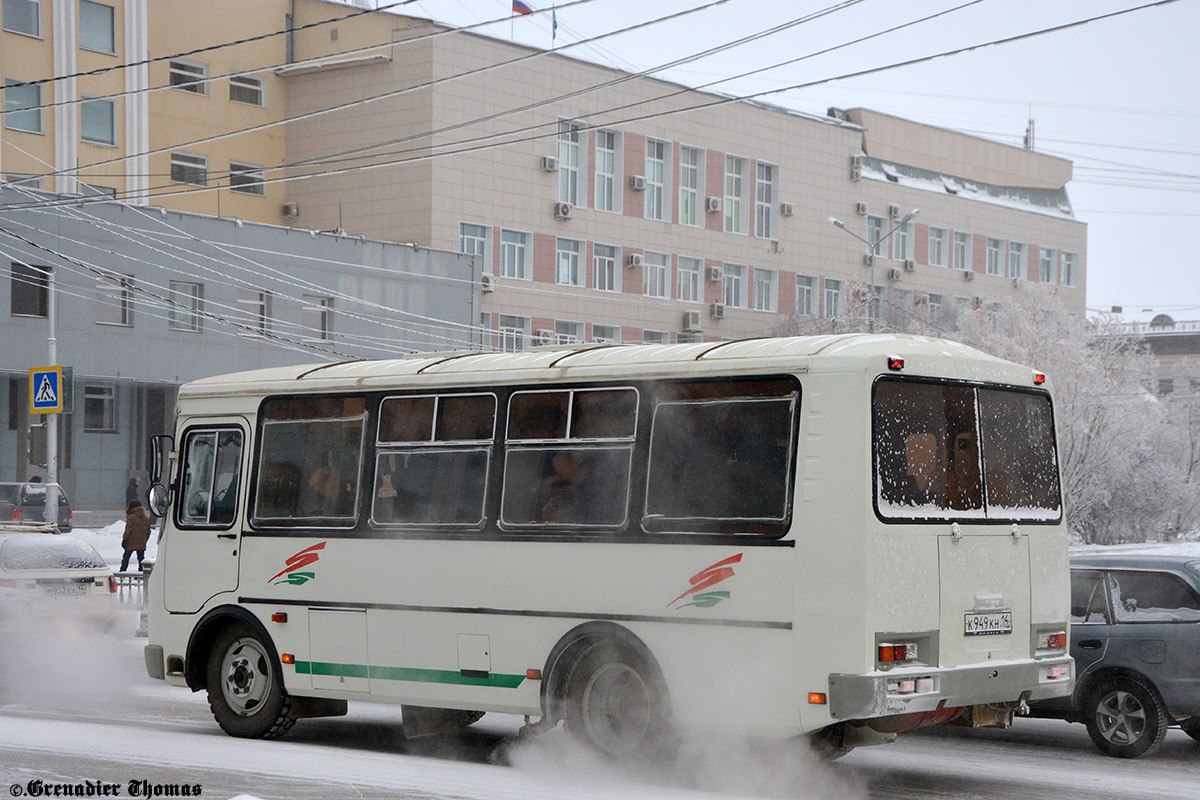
[[668, 553, 742, 609], [269, 541, 326, 586]]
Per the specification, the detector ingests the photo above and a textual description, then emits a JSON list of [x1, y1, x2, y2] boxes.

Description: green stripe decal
[[292, 660, 524, 688]]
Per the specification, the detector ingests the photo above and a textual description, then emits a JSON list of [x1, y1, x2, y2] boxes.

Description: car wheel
[[206, 622, 295, 739], [563, 639, 672, 759], [1182, 720, 1200, 743], [1083, 677, 1167, 758]]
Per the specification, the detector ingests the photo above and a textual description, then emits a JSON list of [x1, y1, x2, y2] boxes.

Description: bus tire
[[1083, 676, 1167, 758], [562, 638, 672, 760], [206, 622, 295, 739]]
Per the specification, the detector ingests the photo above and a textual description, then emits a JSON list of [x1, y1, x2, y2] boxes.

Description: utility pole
[[46, 267, 59, 519]]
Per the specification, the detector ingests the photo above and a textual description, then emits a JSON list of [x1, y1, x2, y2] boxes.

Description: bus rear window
[[873, 379, 1060, 522]]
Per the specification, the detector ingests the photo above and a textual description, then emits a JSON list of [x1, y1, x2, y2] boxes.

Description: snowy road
[[1, 629, 1196, 800]]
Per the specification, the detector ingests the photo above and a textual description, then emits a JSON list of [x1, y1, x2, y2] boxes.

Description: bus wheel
[[563, 639, 672, 759], [206, 622, 295, 739], [1084, 677, 1167, 758]]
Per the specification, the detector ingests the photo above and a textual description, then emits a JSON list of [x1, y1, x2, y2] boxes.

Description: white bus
[[143, 334, 1073, 757]]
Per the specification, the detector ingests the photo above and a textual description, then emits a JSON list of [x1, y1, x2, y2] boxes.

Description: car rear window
[[19, 485, 70, 506], [0, 536, 107, 570]]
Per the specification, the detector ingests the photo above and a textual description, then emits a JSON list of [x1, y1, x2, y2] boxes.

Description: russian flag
[[513, 0, 533, 14]]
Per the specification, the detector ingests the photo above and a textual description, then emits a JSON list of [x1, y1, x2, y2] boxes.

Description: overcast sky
[[400, 0, 1197, 321]]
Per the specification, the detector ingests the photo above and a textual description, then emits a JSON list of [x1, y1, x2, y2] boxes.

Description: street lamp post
[[827, 209, 919, 332]]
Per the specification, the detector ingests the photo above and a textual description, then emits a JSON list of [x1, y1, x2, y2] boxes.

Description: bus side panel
[[235, 536, 802, 736]]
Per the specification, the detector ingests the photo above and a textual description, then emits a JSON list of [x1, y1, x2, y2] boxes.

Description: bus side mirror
[[149, 434, 174, 518], [148, 483, 170, 519]]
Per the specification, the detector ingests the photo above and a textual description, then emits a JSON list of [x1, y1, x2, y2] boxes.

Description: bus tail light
[[878, 642, 918, 663], [1037, 630, 1067, 653]]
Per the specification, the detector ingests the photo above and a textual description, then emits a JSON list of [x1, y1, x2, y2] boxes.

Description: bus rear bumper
[[827, 656, 1074, 720]]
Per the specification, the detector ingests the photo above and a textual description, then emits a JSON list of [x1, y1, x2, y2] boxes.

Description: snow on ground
[[71, 521, 159, 571]]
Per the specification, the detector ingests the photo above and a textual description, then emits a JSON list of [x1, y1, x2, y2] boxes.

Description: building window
[[866, 215, 886, 257], [644, 139, 667, 221], [1039, 248, 1055, 283], [229, 162, 266, 195], [4, 79, 42, 133], [168, 60, 208, 95], [677, 256, 702, 303], [928, 227, 948, 267], [1060, 252, 1077, 287], [927, 292, 944, 322], [168, 281, 202, 332], [953, 232, 972, 271], [796, 274, 816, 316], [893, 220, 913, 260], [891, 288, 913, 325], [229, 74, 265, 106], [753, 267, 777, 312], [1009, 242, 1027, 279], [823, 278, 842, 319], [679, 145, 701, 226], [591, 324, 620, 343], [594, 129, 616, 212], [755, 162, 777, 240], [723, 263, 746, 308], [459, 222, 490, 271], [643, 251, 669, 298], [557, 120, 581, 207], [499, 229, 530, 280], [554, 320, 583, 344], [78, 0, 114, 53], [867, 284, 885, 324], [642, 330, 669, 345], [79, 96, 115, 144], [724, 155, 746, 233], [96, 272, 131, 326], [237, 288, 270, 336], [302, 295, 331, 340], [499, 314, 529, 352], [3, 0, 41, 36], [83, 384, 116, 432], [170, 152, 207, 185], [594, 243, 619, 292], [10, 262, 48, 317], [555, 238, 583, 287], [986, 237, 1004, 275]]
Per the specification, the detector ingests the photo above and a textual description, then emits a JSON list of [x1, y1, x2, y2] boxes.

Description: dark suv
[[0, 482, 72, 531], [1029, 553, 1200, 757]]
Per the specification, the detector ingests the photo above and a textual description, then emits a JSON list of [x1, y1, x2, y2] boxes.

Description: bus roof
[[179, 334, 1041, 399]]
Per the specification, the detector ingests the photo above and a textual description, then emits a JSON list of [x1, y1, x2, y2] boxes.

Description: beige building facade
[[3, 0, 1087, 347]]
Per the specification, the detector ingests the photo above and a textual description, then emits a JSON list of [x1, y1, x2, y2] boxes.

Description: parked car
[[1029, 553, 1200, 757], [0, 523, 116, 630], [0, 482, 72, 531]]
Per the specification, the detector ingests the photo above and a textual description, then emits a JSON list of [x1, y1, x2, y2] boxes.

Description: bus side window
[[178, 429, 243, 528]]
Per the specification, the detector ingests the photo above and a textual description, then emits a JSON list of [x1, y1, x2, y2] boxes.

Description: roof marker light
[[1033, 371, 1046, 385], [887, 355, 905, 371]]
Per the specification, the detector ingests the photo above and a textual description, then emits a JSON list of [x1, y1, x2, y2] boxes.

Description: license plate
[[964, 610, 1012, 636], [43, 584, 88, 598]]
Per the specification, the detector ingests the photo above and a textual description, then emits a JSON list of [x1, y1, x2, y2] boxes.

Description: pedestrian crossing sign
[[29, 366, 63, 414]]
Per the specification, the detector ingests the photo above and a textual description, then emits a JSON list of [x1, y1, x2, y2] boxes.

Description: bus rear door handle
[[1078, 639, 1102, 650], [217, 533, 237, 539]]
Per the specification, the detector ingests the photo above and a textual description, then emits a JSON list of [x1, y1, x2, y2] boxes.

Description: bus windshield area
[[873, 379, 1061, 522]]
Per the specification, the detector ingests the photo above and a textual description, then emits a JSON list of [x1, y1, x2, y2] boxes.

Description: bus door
[[164, 420, 249, 614]]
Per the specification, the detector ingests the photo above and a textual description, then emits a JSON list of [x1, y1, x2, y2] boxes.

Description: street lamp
[[827, 209, 919, 332]]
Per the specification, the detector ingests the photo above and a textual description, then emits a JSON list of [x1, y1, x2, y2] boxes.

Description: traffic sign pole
[[47, 269, 58, 520]]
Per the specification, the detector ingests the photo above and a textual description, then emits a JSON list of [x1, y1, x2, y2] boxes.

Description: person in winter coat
[[120, 500, 151, 572]]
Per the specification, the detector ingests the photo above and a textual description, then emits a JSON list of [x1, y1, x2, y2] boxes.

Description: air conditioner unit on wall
[[705, 196, 722, 214], [780, 202, 794, 217], [850, 155, 864, 182], [903, 259, 916, 272], [707, 265, 724, 283], [553, 201, 573, 220], [963, 269, 975, 282], [972, 296, 984, 309], [888, 204, 900, 218], [856, 201, 868, 216], [627, 253, 644, 268], [887, 268, 901, 282], [682, 310, 702, 332], [630, 175, 646, 191], [863, 254, 875, 267], [710, 302, 725, 319], [541, 156, 558, 172], [534, 329, 553, 344], [480, 273, 495, 293], [281, 201, 299, 219]]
